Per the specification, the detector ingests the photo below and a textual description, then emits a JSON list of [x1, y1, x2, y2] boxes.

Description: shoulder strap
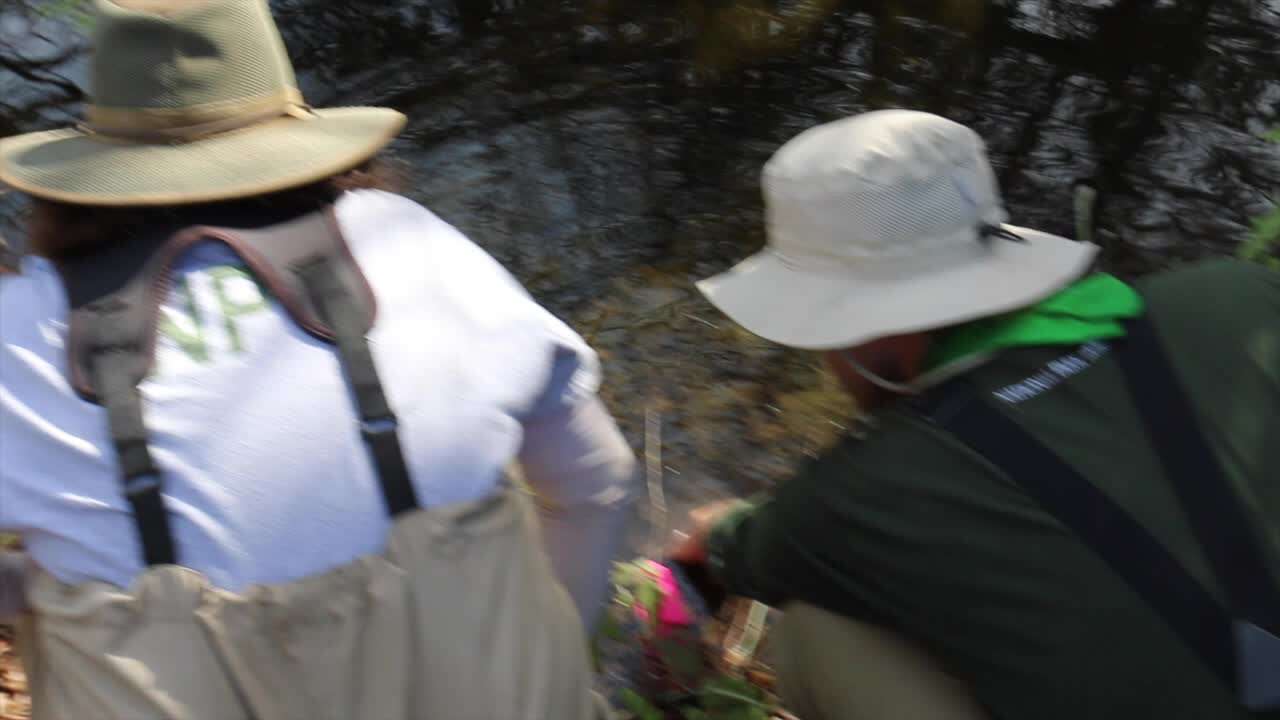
[[59, 210, 380, 402], [227, 209, 419, 518], [1114, 315, 1280, 709], [916, 316, 1280, 706], [1113, 316, 1280, 629], [57, 232, 179, 567], [286, 233, 419, 519], [916, 372, 1239, 692], [57, 208, 419, 568]]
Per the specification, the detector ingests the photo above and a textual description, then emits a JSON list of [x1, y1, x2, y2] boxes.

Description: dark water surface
[[3, 0, 1278, 511]]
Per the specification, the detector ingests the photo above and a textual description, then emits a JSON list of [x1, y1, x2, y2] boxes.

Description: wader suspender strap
[[293, 256, 418, 517], [56, 208, 419, 568], [93, 318, 177, 566], [58, 231, 179, 567], [916, 314, 1280, 708]]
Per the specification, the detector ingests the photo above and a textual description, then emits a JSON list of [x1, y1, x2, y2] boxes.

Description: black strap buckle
[[120, 470, 177, 566], [360, 415, 399, 438], [122, 473, 162, 498]]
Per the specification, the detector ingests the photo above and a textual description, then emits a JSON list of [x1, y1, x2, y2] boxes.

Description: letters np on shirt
[[157, 264, 270, 368]]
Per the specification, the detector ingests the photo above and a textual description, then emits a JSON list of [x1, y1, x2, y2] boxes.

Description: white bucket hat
[[697, 110, 1099, 350]]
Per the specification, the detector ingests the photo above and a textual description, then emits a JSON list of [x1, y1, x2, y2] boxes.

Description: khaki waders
[[18, 485, 599, 720]]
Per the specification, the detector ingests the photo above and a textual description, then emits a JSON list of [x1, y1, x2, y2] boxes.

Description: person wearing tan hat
[[671, 110, 1280, 719], [0, 1, 633, 718]]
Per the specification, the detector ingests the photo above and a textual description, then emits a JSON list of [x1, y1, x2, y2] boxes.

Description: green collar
[[926, 273, 1145, 371]]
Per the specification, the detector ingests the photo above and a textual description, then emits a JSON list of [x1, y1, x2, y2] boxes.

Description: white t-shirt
[[0, 190, 634, 621]]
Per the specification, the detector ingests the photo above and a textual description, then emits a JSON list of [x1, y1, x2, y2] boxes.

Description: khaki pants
[[773, 603, 990, 720], [17, 486, 597, 720]]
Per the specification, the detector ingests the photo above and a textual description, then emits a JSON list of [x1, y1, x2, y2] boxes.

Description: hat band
[[83, 88, 311, 143], [768, 220, 1028, 277]]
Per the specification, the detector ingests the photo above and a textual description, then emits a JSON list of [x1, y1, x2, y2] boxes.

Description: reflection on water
[[3, 0, 1278, 501]]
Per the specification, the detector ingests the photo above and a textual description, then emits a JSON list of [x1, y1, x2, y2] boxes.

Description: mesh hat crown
[[87, 0, 303, 137], [762, 110, 1008, 266], [0, 0, 405, 206], [697, 110, 1098, 350]]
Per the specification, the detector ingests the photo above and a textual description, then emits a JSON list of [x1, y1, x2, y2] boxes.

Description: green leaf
[[681, 708, 711, 720], [699, 676, 768, 716], [702, 676, 762, 699], [612, 561, 642, 589], [635, 577, 663, 632], [1241, 209, 1280, 265], [620, 689, 664, 720], [1241, 128, 1280, 267], [1252, 211, 1280, 242]]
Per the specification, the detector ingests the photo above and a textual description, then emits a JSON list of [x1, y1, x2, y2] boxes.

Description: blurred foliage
[[1239, 128, 1280, 269], [35, 0, 92, 29], [597, 560, 778, 719]]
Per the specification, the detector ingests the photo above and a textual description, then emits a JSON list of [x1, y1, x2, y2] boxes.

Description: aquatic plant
[[1240, 128, 1280, 269]]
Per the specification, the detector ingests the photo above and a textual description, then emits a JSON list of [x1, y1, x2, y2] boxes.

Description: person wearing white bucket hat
[[697, 110, 1097, 354], [0, 1, 633, 717], [672, 111, 1280, 719]]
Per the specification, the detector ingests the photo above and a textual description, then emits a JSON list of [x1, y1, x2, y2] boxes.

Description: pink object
[[633, 560, 695, 629]]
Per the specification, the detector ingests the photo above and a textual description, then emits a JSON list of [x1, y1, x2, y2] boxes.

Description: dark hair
[[0, 234, 18, 274], [27, 159, 403, 260]]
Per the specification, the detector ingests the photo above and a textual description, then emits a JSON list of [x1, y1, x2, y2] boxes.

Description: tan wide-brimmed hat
[[697, 110, 1099, 350], [0, 0, 406, 206]]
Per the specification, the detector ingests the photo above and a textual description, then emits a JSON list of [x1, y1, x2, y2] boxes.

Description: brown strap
[[55, 206, 391, 566], [58, 207, 376, 402]]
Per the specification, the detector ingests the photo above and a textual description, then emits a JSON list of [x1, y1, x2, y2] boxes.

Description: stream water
[[2, 0, 1278, 528]]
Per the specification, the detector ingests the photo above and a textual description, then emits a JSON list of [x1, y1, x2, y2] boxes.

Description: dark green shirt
[[709, 259, 1280, 719]]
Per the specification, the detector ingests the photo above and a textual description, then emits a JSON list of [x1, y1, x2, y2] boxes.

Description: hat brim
[[0, 107, 406, 206], [696, 226, 1099, 350]]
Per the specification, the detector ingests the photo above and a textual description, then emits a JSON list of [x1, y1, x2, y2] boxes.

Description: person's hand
[[667, 499, 746, 565], [667, 499, 746, 614]]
